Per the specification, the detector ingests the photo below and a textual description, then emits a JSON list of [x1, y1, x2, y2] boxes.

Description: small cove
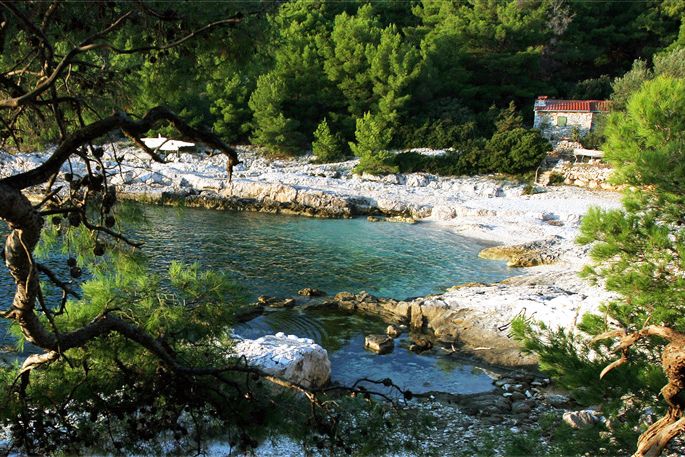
[[1, 204, 518, 394]]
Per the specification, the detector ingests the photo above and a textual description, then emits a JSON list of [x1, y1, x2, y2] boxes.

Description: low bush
[[483, 128, 550, 175]]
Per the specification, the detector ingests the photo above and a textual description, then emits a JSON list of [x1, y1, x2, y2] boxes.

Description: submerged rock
[[332, 291, 406, 324], [386, 215, 417, 224], [386, 324, 401, 338], [297, 288, 327, 297], [364, 335, 394, 354], [409, 337, 433, 353], [234, 304, 265, 323], [233, 333, 331, 389], [257, 296, 296, 308]]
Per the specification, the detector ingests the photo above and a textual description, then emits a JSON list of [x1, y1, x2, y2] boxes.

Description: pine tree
[[312, 118, 344, 162], [322, 5, 382, 118], [514, 75, 685, 456], [349, 112, 398, 175], [248, 73, 306, 155]]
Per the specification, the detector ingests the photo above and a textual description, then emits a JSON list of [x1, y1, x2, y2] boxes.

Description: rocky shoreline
[[1, 143, 622, 368]]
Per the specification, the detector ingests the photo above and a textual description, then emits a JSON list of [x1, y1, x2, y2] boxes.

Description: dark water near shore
[[235, 307, 499, 394], [1, 205, 516, 393]]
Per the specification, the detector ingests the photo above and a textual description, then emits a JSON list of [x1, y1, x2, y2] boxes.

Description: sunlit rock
[[364, 335, 394, 354], [233, 333, 331, 389], [386, 325, 401, 338], [297, 288, 326, 297]]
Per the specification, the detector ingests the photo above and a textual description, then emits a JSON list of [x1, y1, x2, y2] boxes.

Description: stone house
[[533, 96, 610, 142]]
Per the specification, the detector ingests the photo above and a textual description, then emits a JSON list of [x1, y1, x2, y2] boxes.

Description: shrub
[[395, 118, 478, 149], [312, 118, 345, 162], [483, 128, 550, 175], [580, 113, 607, 150], [392, 140, 487, 177], [350, 112, 399, 175]]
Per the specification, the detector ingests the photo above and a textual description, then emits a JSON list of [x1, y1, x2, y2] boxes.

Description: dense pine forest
[[9, 0, 683, 173]]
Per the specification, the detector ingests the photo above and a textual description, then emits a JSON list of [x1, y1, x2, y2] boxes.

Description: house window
[[557, 116, 567, 127]]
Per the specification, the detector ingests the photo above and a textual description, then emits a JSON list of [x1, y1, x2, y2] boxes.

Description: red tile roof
[[534, 97, 610, 112]]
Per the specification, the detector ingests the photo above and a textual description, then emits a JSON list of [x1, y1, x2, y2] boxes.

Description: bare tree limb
[[597, 325, 685, 457], [0, 106, 239, 191]]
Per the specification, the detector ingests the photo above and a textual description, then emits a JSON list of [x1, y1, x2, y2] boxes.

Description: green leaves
[[312, 118, 345, 162], [349, 112, 398, 175], [606, 76, 685, 193], [483, 127, 549, 175]]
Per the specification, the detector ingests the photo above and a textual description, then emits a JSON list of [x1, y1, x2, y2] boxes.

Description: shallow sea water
[[1, 205, 517, 393]]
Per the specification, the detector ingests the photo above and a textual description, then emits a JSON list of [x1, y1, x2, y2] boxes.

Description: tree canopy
[[4, 0, 679, 161]]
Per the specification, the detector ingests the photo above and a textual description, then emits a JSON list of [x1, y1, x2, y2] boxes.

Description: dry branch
[[597, 325, 685, 457]]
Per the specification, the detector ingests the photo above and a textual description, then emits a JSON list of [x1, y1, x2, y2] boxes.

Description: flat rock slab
[[365, 334, 394, 354], [233, 332, 331, 389]]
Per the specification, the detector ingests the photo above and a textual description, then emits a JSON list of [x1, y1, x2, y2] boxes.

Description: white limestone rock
[[233, 333, 331, 389], [562, 409, 604, 429]]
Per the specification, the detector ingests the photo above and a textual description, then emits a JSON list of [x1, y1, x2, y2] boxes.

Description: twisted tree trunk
[[597, 326, 685, 457]]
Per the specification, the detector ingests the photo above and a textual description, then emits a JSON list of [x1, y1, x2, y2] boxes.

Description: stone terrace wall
[[537, 143, 616, 190]]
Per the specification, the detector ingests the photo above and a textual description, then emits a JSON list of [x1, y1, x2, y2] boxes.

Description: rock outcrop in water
[[478, 237, 563, 267], [320, 269, 614, 367], [232, 333, 331, 389], [364, 334, 394, 354]]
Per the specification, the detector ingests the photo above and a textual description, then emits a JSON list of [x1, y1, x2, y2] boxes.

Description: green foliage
[[483, 128, 549, 175], [546, 0, 678, 98], [516, 71, 685, 454], [494, 101, 524, 132], [8, 0, 682, 156], [248, 73, 306, 155], [605, 76, 685, 192], [611, 49, 685, 112], [369, 24, 422, 125], [0, 246, 253, 453], [571, 75, 613, 100], [312, 118, 345, 162], [503, 411, 637, 457], [610, 59, 652, 111], [395, 117, 477, 150], [580, 113, 608, 150], [209, 67, 258, 144], [350, 112, 398, 175], [393, 98, 477, 149], [424, 0, 552, 109], [322, 4, 382, 119]]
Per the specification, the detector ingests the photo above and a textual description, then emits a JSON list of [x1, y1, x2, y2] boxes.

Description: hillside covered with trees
[[7, 0, 683, 173]]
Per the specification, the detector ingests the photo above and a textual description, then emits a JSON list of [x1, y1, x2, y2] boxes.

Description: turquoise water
[[1, 205, 516, 393], [131, 206, 513, 300]]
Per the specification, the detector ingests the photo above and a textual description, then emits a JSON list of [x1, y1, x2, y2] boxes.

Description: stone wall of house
[[534, 111, 594, 142]]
